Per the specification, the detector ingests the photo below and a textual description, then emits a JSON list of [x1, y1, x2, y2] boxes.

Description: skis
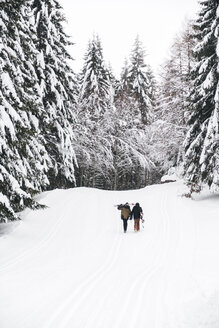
[[113, 203, 135, 207], [141, 218, 145, 229], [141, 214, 144, 229]]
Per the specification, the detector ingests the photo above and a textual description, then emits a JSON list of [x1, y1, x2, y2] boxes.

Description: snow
[[0, 181, 219, 328], [1, 72, 18, 98], [37, 51, 45, 70], [202, 69, 214, 90], [0, 192, 10, 208], [161, 167, 178, 183], [0, 105, 15, 137]]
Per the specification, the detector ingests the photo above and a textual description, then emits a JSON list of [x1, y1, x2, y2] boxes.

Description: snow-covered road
[[0, 182, 219, 328]]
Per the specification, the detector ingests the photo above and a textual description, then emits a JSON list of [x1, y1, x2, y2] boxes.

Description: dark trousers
[[121, 216, 128, 232]]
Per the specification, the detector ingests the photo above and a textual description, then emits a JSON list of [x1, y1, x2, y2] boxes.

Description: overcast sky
[[60, 0, 200, 77]]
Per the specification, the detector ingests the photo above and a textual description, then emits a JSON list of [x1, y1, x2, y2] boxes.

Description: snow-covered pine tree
[[0, 0, 51, 221], [115, 59, 141, 126], [78, 35, 111, 119], [128, 36, 154, 125], [76, 35, 113, 188], [116, 59, 129, 98], [32, 0, 77, 188], [183, 0, 219, 192], [110, 113, 154, 190], [113, 59, 154, 190], [155, 21, 195, 173]]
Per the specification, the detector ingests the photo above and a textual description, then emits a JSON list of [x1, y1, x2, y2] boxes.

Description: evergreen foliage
[[0, 0, 77, 221], [75, 35, 113, 188], [76, 35, 155, 190], [113, 61, 154, 189], [3, 0, 219, 222], [0, 0, 50, 221], [78, 35, 111, 118], [128, 36, 153, 125], [112, 38, 155, 189], [32, 0, 77, 188], [183, 0, 219, 192], [155, 21, 195, 173]]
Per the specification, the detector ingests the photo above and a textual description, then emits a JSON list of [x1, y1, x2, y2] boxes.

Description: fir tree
[[155, 21, 195, 171], [0, 0, 50, 221], [78, 35, 111, 119], [115, 59, 140, 126], [76, 35, 113, 188], [128, 36, 153, 125], [113, 58, 154, 190], [32, 0, 77, 188], [183, 0, 219, 192]]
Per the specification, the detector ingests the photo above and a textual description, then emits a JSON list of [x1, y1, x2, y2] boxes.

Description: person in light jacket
[[117, 203, 131, 233]]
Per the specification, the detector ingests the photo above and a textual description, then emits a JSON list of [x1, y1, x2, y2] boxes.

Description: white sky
[[60, 0, 199, 77]]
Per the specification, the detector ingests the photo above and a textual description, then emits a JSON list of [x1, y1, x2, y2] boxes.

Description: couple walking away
[[117, 202, 144, 233]]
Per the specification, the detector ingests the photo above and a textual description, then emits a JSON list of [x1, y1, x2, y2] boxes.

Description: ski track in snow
[[0, 182, 218, 328], [113, 191, 170, 328], [0, 193, 73, 274], [52, 190, 167, 328], [43, 234, 123, 328]]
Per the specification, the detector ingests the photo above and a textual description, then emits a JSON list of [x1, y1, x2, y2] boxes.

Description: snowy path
[[0, 182, 219, 328]]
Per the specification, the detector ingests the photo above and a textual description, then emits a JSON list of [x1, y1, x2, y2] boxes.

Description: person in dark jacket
[[131, 202, 143, 232], [117, 202, 131, 233]]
